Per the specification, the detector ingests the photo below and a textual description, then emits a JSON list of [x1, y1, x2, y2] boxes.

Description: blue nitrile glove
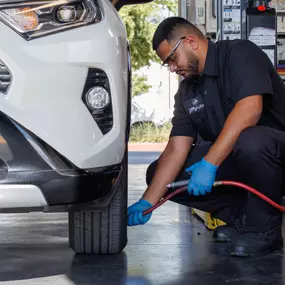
[[127, 199, 153, 226], [185, 158, 218, 196]]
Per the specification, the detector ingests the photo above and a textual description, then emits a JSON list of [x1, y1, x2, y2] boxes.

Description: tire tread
[[68, 154, 128, 254]]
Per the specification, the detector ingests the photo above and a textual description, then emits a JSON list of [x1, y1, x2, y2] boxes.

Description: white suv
[[0, 0, 139, 254]]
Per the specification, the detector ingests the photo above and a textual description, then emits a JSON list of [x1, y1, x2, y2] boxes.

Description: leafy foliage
[[132, 73, 152, 96], [129, 121, 172, 142], [120, 0, 177, 70], [119, 0, 178, 96]]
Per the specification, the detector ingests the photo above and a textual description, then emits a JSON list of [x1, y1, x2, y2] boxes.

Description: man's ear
[[185, 35, 198, 50]]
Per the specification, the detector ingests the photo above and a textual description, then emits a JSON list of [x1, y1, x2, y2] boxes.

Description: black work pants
[[146, 126, 285, 232]]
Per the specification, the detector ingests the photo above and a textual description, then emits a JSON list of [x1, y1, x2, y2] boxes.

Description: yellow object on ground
[[192, 208, 226, 230]]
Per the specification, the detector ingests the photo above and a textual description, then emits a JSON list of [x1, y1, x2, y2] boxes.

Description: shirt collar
[[202, 40, 219, 77]]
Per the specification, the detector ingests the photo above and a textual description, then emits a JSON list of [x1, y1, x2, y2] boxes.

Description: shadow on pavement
[[0, 242, 152, 284], [67, 252, 153, 285], [66, 253, 128, 284], [0, 242, 73, 281]]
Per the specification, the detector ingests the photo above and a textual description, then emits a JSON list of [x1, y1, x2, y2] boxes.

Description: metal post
[[179, 0, 187, 18]]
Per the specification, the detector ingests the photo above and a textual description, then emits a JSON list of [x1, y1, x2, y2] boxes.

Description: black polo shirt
[[170, 39, 285, 142]]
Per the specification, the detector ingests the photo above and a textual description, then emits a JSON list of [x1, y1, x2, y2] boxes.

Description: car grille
[[0, 60, 12, 94]]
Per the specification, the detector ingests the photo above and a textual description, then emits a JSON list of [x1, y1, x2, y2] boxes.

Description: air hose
[[142, 180, 285, 215]]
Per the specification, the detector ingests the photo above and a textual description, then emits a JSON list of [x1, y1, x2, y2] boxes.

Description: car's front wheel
[[68, 154, 128, 254]]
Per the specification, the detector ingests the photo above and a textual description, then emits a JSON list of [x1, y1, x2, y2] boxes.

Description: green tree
[[132, 73, 152, 96], [119, 0, 177, 96]]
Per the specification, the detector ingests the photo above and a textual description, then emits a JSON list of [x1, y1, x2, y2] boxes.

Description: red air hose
[[143, 180, 285, 215]]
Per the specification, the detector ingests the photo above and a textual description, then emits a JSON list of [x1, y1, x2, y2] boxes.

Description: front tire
[[68, 154, 128, 254]]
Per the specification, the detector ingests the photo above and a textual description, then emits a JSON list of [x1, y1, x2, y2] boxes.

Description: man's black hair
[[152, 17, 204, 51]]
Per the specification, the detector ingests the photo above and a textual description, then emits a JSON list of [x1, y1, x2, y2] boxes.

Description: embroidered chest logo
[[192, 98, 198, 105], [189, 97, 204, 114]]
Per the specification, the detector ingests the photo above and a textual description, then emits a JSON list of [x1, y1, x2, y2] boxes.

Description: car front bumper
[[0, 112, 123, 212]]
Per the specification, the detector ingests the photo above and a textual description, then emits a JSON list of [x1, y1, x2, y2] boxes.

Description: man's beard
[[185, 55, 199, 80]]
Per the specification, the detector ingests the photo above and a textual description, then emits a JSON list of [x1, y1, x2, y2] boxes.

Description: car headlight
[[0, 0, 103, 40]]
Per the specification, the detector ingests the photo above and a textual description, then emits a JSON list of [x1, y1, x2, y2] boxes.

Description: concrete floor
[[0, 161, 283, 284]]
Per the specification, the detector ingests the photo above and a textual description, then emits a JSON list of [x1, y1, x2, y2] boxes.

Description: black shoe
[[230, 225, 283, 257], [213, 217, 245, 243]]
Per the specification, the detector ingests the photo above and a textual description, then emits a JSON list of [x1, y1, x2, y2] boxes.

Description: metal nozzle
[[167, 180, 223, 189], [167, 180, 189, 189]]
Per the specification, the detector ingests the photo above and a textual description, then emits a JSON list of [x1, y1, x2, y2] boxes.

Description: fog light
[[86, 86, 110, 110]]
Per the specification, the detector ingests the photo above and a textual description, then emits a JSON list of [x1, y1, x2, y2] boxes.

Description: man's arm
[[204, 40, 272, 167], [141, 79, 197, 204], [127, 79, 197, 226], [204, 95, 262, 166], [142, 136, 194, 205]]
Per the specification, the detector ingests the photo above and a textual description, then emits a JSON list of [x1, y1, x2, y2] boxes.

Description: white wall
[[136, 61, 179, 115]]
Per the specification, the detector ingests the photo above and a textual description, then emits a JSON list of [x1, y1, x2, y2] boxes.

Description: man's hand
[[127, 199, 153, 226], [185, 158, 218, 196]]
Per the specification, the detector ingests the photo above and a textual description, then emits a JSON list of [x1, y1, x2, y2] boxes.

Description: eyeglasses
[[162, 36, 186, 67]]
